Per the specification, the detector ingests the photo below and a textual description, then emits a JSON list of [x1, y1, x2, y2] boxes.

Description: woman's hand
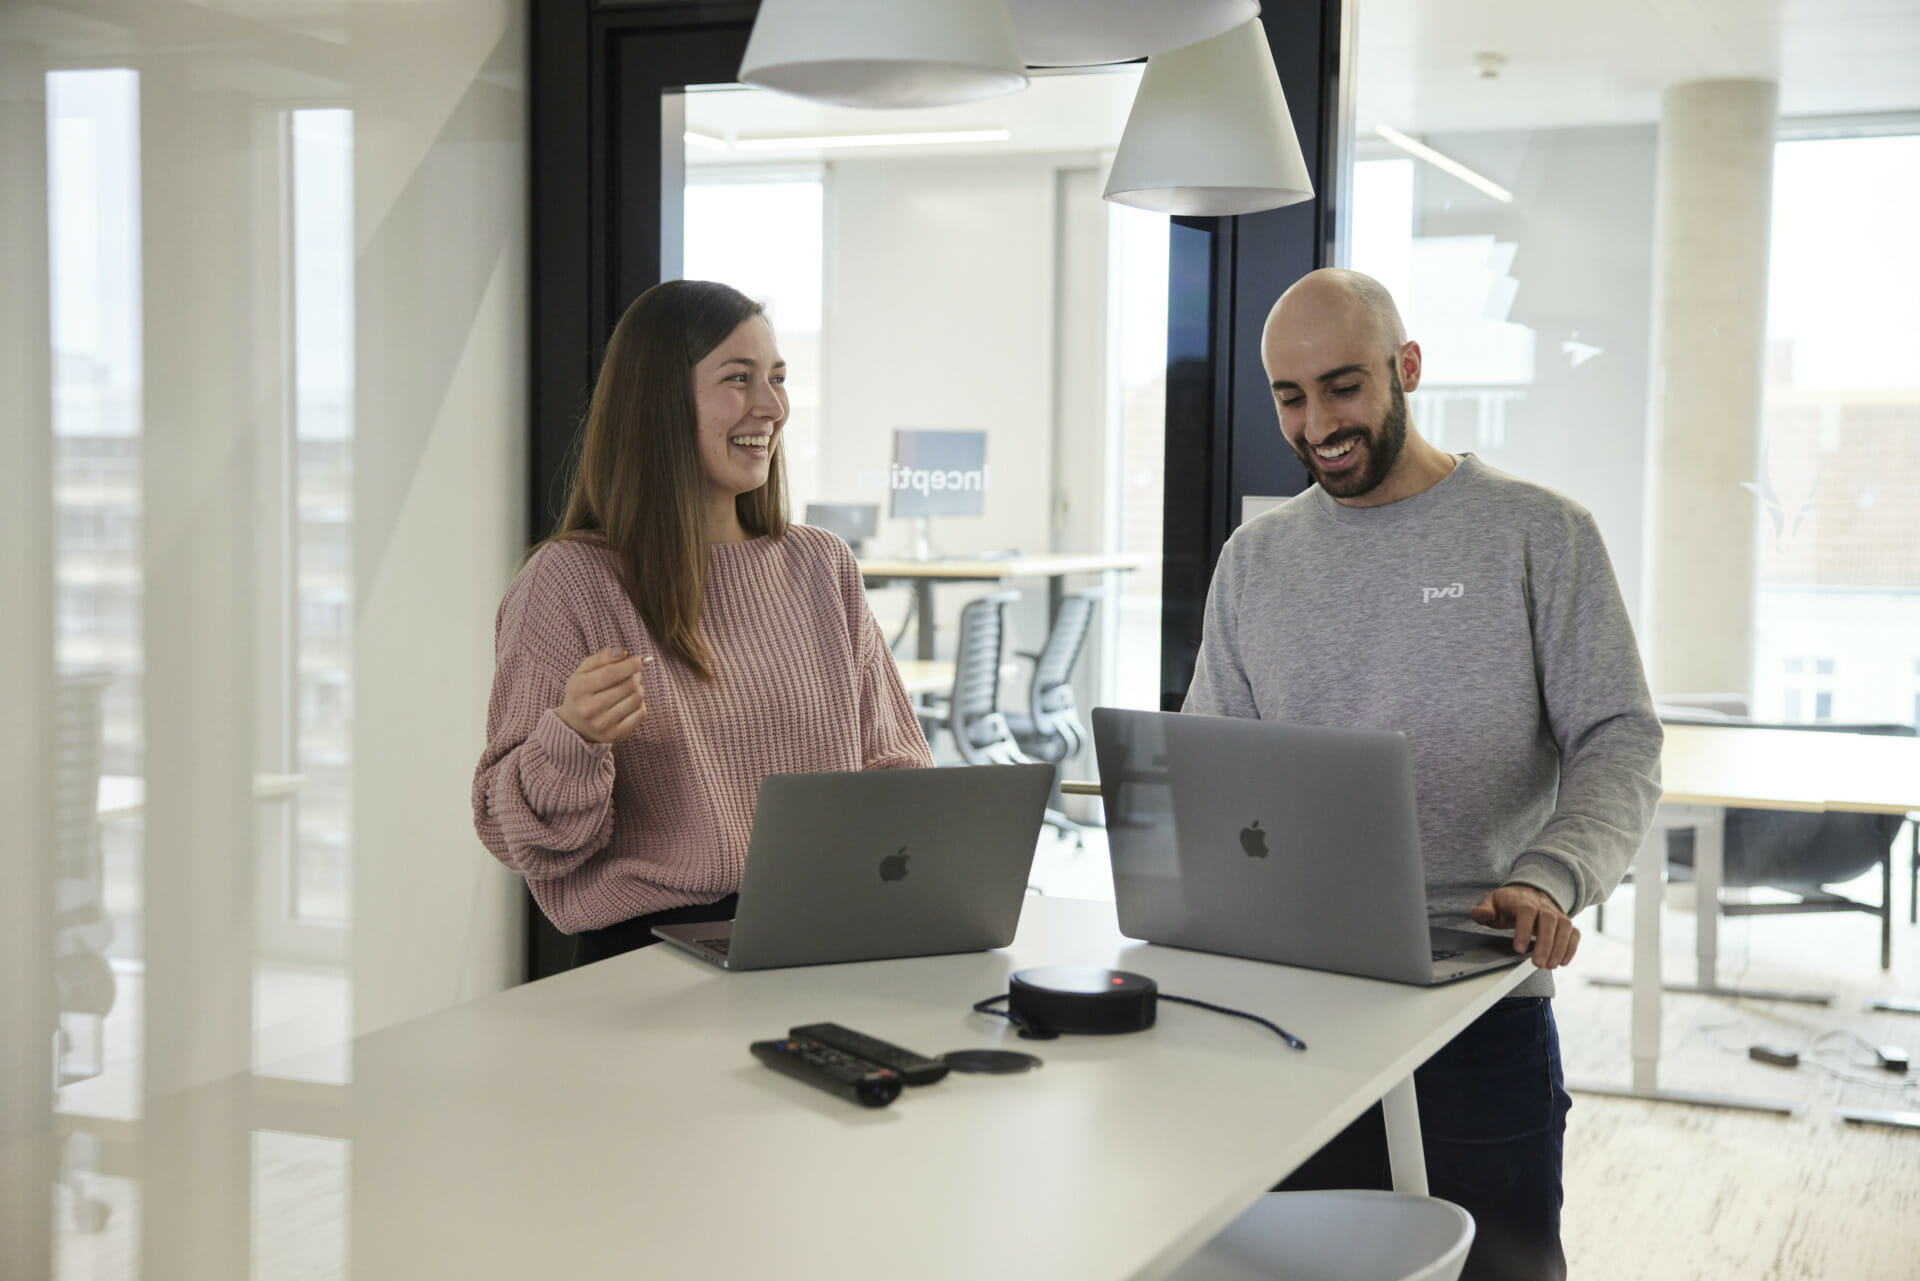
[[555, 648, 649, 743]]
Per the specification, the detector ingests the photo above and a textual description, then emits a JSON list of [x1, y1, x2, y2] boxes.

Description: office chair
[[1003, 589, 1101, 836], [53, 675, 116, 1060], [1669, 718, 1912, 971], [936, 590, 1078, 841], [1004, 588, 1100, 766], [943, 591, 1028, 764], [53, 673, 116, 1234], [1602, 703, 1914, 970]]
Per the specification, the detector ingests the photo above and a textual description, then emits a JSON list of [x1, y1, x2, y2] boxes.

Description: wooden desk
[[861, 552, 1155, 659], [93, 896, 1523, 1281]]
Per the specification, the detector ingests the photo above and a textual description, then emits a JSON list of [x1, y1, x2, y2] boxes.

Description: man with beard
[[1183, 269, 1662, 1281]]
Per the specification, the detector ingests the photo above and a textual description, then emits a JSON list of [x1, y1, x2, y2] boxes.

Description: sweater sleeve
[[471, 559, 619, 881], [1182, 536, 1261, 718], [1504, 507, 1664, 915], [833, 537, 934, 770], [857, 611, 936, 769]]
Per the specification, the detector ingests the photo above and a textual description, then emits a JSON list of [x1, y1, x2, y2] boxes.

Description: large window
[[1753, 133, 1920, 726], [1341, 8, 1920, 727]]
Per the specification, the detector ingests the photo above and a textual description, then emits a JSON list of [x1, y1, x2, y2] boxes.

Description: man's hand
[[556, 648, 648, 744], [1470, 884, 1580, 969]]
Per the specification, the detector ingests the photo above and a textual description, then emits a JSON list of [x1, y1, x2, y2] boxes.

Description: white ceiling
[[685, 0, 1920, 167], [1356, 0, 1920, 134]]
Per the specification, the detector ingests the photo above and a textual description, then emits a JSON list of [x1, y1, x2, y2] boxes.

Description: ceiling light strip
[[1374, 125, 1513, 204], [731, 129, 1011, 152]]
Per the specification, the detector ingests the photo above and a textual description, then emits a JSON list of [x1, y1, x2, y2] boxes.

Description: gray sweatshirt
[[1183, 455, 1663, 997]]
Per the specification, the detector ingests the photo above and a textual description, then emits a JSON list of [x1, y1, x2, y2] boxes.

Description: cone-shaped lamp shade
[[740, 0, 1028, 109], [1008, 0, 1258, 67], [1103, 19, 1314, 216]]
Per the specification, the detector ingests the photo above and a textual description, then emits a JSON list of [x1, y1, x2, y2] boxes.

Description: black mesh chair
[[934, 590, 1078, 840], [1629, 712, 1917, 970]]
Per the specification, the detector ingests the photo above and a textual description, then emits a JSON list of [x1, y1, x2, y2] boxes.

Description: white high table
[[350, 895, 1528, 1280]]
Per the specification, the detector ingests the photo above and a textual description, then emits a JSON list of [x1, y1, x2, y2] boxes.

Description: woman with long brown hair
[[473, 280, 932, 965]]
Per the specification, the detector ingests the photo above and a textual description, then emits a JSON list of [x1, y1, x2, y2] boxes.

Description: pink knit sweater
[[472, 525, 933, 932]]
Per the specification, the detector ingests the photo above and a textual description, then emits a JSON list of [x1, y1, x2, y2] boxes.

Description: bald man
[[1184, 270, 1662, 1281]]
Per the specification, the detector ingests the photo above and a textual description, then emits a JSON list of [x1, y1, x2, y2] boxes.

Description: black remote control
[[750, 1037, 904, 1107], [789, 1022, 951, 1086]]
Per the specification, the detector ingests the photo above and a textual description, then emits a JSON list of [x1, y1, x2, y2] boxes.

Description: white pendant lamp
[[739, 0, 1028, 109], [1103, 18, 1314, 216], [1008, 0, 1259, 67]]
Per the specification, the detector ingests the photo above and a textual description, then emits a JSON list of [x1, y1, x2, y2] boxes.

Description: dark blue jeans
[[1275, 996, 1572, 1281]]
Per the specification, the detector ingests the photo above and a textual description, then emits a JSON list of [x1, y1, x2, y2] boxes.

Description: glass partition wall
[[666, 71, 1170, 897], [3, 4, 529, 1277]]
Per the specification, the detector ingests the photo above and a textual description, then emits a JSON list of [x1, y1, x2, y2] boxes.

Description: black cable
[[1811, 1029, 1884, 1068], [973, 993, 1056, 1040], [1160, 994, 1308, 1051], [971, 991, 1307, 1051]]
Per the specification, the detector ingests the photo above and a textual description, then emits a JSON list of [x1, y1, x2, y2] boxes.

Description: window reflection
[[47, 62, 144, 1276], [290, 109, 354, 929]]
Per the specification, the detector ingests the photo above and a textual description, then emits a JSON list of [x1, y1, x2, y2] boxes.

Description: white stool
[[1167, 1189, 1475, 1281]]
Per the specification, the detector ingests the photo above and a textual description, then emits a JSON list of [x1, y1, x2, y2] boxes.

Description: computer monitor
[[889, 429, 988, 520], [804, 502, 880, 554]]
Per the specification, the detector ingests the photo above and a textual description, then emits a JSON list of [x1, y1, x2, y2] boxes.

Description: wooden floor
[[1555, 873, 1920, 1280]]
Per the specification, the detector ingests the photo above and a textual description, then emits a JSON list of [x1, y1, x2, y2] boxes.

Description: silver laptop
[[1091, 708, 1522, 986], [652, 763, 1054, 971]]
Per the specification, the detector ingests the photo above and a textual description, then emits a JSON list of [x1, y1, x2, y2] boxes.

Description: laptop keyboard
[[1431, 949, 1461, 962], [695, 937, 731, 956]]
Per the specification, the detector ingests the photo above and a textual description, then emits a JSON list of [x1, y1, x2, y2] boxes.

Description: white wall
[[820, 153, 1059, 562], [817, 151, 1114, 664]]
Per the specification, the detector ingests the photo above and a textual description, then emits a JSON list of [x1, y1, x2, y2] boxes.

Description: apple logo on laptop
[[879, 847, 910, 882], [1239, 820, 1270, 858]]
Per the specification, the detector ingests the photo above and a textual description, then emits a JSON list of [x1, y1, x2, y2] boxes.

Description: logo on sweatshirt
[[1420, 582, 1465, 604]]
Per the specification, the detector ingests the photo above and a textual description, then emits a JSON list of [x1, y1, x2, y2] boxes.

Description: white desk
[[340, 897, 1529, 1280], [1576, 725, 1920, 1114], [892, 658, 956, 698], [861, 552, 1154, 660]]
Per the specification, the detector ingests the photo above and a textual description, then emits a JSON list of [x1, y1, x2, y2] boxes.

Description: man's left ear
[[1398, 340, 1423, 395]]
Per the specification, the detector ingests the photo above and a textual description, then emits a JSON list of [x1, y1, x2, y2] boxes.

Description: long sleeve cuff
[[531, 707, 612, 776], [1506, 852, 1579, 915]]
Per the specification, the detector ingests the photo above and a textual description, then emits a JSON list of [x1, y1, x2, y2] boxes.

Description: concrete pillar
[[1641, 79, 1778, 700], [0, 38, 58, 1281]]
